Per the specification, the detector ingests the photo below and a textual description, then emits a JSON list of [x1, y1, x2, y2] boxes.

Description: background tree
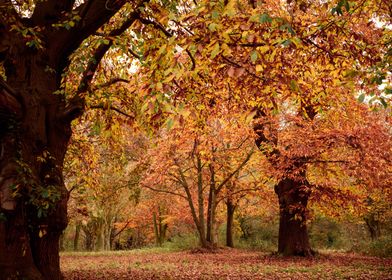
[[64, 108, 146, 251], [141, 108, 258, 248]]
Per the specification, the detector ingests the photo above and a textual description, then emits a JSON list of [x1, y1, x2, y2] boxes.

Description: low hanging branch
[[216, 148, 255, 193], [137, 15, 198, 71], [93, 77, 130, 90], [142, 184, 187, 199], [62, 7, 143, 121], [87, 78, 133, 119], [137, 16, 173, 37], [89, 104, 135, 120]]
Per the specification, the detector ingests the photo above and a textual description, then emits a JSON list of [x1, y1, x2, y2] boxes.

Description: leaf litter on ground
[[61, 248, 392, 279]]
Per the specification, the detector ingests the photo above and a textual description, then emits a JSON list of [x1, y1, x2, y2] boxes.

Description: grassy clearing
[[61, 248, 392, 279]]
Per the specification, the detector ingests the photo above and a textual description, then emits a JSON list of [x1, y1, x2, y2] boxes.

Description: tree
[[64, 108, 146, 252], [126, 0, 390, 254], [253, 98, 392, 256], [141, 109, 257, 248], [0, 1, 147, 278]]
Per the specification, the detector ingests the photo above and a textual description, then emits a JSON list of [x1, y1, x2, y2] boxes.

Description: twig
[[89, 104, 135, 120]]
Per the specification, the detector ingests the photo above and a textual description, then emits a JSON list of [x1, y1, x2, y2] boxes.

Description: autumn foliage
[[0, 0, 391, 279]]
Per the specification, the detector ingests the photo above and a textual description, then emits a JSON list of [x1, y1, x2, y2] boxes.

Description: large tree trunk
[[275, 178, 314, 256], [1, 0, 141, 277], [0, 45, 72, 279]]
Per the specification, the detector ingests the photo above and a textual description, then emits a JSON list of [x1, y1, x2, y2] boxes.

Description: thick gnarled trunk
[[1, 0, 140, 278], [0, 49, 71, 279], [275, 178, 314, 257]]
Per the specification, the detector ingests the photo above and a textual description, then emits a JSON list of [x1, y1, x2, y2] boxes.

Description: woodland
[[0, 0, 391, 279]]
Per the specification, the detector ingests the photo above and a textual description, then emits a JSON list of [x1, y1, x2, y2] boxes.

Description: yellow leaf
[[258, 46, 269, 54]]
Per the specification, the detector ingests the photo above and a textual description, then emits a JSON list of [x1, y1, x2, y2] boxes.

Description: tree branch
[[61, 8, 143, 121], [216, 149, 255, 193], [31, 0, 75, 26], [89, 104, 135, 120], [137, 17, 199, 71], [128, 48, 141, 59], [112, 220, 132, 239], [93, 77, 130, 90], [53, 0, 147, 72], [222, 55, 267, 82], [142, 184, 187, 199], [186, 49, 196, 70], [138, 16, 173, 37], [75, 11, 141, 94]]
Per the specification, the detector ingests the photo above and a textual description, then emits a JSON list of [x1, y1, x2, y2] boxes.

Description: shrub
[[162, 233, 199, 250], [309, 216, 343, 249], [364, 235, 392, 258]]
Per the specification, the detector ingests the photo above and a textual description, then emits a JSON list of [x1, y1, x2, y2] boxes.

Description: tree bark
[[83, 224, 95, 251], [73, 222, 81, 251], [226, 198, 236, 248], [1, 1, 144, 277], [157, 206, 167, 245], [0, 44, 71, 279], [96, 220, 105, 251], [275, 178, 314, 256], [153, 212, 160, 245], [364, 214, 381, 240], [196, 155, 208, 247], [206, 165, 216, 244]]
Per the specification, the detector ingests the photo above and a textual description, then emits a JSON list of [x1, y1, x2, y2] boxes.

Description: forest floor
[[61, 248, 392, 279]]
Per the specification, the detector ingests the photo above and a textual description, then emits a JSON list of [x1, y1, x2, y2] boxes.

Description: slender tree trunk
[[206, 163, 217, 245], [177, 154, 208, 248], [160, 224, 167, 245], [110, 217, 118, 250], [181, 180, 207, 247], [83, 224, 96, 251], [196, 155, 208, 248], [226, 198, 236, 248], [275, 178, 314, 256], [206, 186, 216, 244], [157, 206, 167, 245], [73, 222, 81, 251], [364, 215, 381, 240], [95, 219, 106, 251], [153, 212, 160, 245]]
